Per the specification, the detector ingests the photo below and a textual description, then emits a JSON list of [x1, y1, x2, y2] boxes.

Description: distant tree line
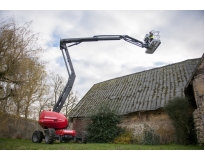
[[0, 18, 79, 120]]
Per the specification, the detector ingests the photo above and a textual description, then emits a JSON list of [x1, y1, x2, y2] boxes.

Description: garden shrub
[[143, 124, 160, 145], [163, 97, 197, 145], [113, 128, 133, 144], [87, 104, 122, 143]]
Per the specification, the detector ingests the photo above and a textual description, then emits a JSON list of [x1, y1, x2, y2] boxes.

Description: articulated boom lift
[[32, 31, 161, 144]]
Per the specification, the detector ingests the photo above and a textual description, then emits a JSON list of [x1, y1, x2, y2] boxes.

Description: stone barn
[[69, 56, 203, 144]]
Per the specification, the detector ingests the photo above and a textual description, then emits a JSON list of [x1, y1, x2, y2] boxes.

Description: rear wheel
[[32, 130, 44, 143], [77, 131, 88, 144], [60, 137, 70, 143], [44, 128, 55, 144]]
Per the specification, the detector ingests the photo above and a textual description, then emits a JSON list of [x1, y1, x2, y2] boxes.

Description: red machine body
[[39, 110, 68, 129], [38, 110, 77, 137], [55, 129, 76, 137]]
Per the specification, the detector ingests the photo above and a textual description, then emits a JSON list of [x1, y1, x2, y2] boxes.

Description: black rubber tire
[[32, 130, 44, 143], [44, 128, 55, 144], [77, 131, 88, 144]]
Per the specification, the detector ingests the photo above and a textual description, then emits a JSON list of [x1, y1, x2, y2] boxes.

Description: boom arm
[[60, 35, 145, 49], [52, 42, 76, 112], [53, 34, 160, 112]]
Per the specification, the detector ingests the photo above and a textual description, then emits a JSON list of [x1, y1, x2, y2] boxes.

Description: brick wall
[[71, 117, 90, 134]]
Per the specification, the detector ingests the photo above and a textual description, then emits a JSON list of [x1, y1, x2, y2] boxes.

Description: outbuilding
[[69, 56, 203, 144]]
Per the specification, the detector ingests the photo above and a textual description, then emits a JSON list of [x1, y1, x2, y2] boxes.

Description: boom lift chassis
[[32, 31, 161, 144]]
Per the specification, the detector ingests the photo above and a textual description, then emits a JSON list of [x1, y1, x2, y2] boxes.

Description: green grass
[[0, 138, 204, 150]]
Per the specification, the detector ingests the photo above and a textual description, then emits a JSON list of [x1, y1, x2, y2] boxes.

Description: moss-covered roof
[[69, 58, 200, 117]]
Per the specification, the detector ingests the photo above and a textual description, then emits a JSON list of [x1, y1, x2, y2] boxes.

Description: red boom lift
[[32, 31, 161, 144]]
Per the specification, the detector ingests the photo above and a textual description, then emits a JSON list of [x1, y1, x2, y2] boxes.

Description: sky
[[0, 10, 204, 100]]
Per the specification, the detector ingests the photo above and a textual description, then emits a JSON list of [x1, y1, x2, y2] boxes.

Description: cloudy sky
[[0, 10, 204, 99]]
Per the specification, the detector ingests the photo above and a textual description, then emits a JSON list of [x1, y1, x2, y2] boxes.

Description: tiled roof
[[69, 58, 200, 117]]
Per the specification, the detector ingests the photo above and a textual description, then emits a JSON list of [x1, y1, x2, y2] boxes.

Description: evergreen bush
[[143, 124, 160, 145], [87, 105, 122, 143], [163, 97, 197, 145]]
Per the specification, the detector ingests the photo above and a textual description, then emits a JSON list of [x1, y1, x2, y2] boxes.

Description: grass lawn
[[0, 138, 204, 150]]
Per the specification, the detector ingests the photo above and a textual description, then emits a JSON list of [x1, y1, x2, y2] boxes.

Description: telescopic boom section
[[52, 43, 76, 113], [54, 34, 158, 112], [60, 35, 145, 49]]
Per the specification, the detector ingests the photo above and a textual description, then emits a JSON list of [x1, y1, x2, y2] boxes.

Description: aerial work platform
[[145, 39, 161, 54], [144, 30, 161, 54]]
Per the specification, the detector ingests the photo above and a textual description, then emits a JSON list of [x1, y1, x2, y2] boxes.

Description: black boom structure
[[52, 43, 76, 112], [53, 32, 161, 113]]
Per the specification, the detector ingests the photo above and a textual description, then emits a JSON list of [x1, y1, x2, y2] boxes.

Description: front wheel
[[44, 128, 55, 144], [32, 130, 44, 143]]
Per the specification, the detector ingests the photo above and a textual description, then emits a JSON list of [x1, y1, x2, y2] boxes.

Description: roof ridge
[[94, 58, 200, 86]]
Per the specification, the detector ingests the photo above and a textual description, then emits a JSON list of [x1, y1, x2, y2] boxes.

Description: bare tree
[[49, 73, 79, 116], [35, 74, 53, 118], [0, 18, 45, 117], [62, 90, 80, 119], [1, 18, 79, 121], [50, 73, 64, 106], [23, 61, 48, 119]]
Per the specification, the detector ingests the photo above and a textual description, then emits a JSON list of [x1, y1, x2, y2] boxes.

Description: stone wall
[[192, 58, 204, 145], [193, 106, 204, 145], [119, 109, 176, 144]]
